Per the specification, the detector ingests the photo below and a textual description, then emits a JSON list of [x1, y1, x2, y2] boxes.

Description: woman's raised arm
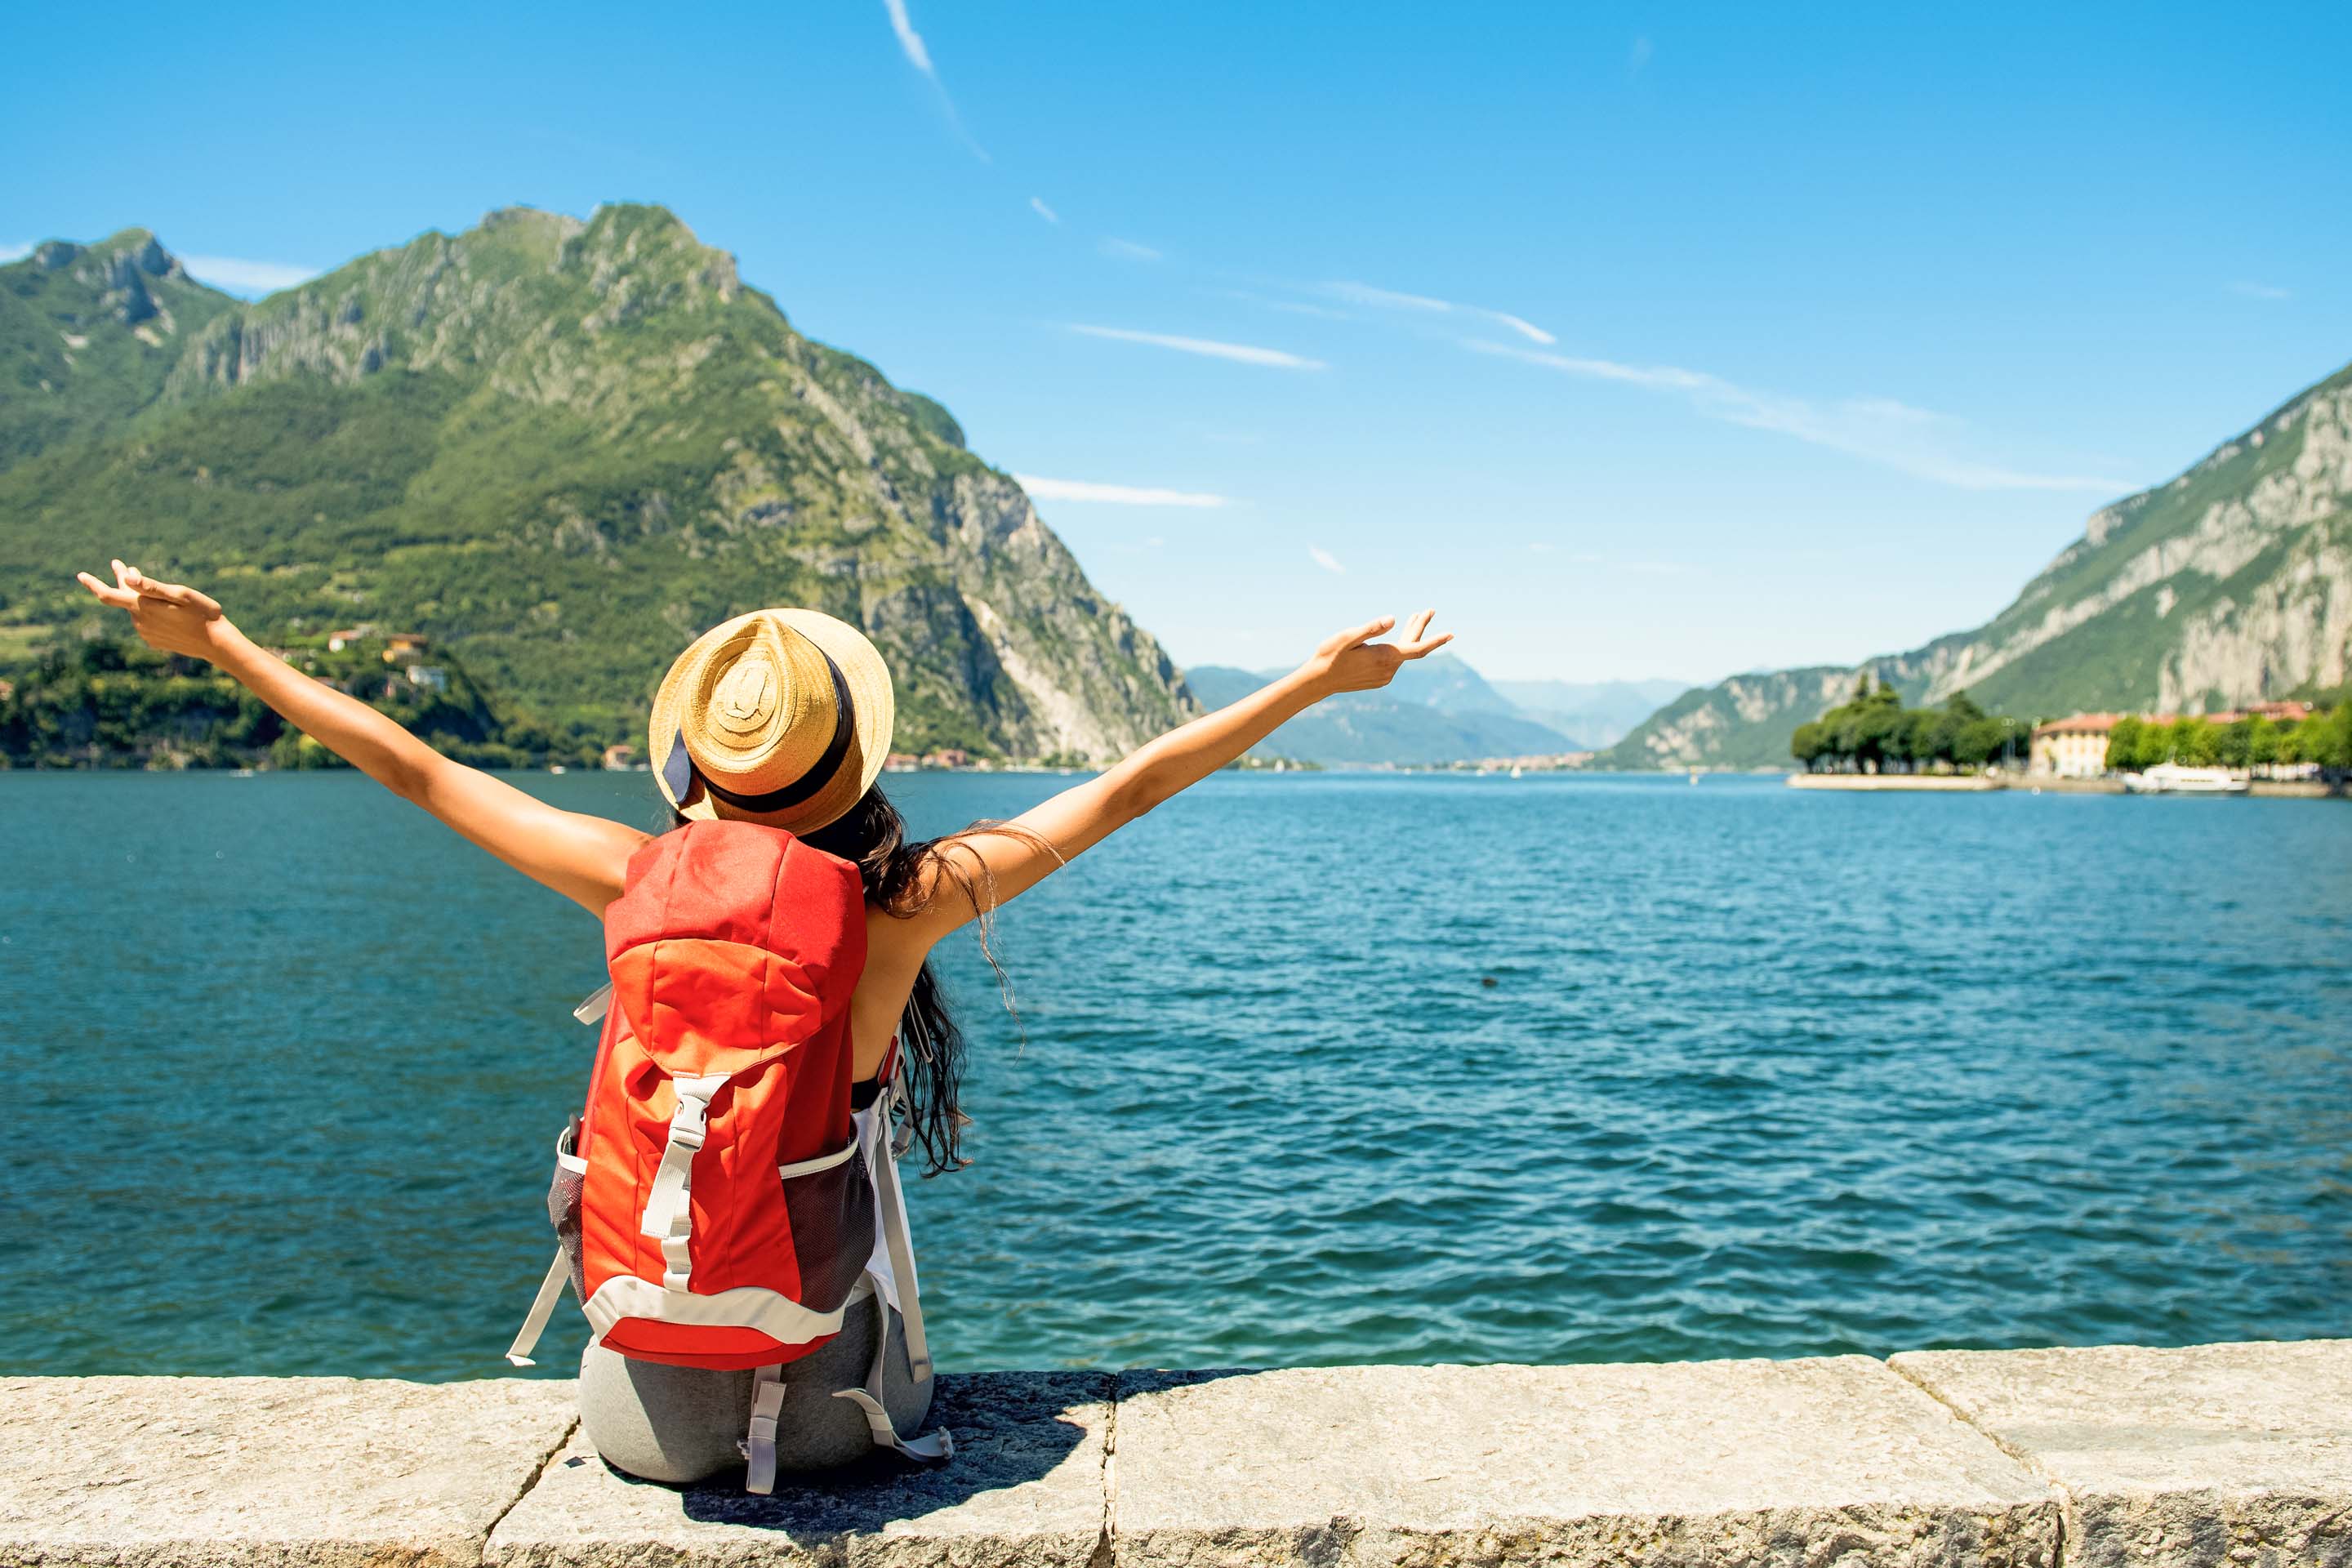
[[887, 610, 1452, 948], [78, 561, 647, 915]]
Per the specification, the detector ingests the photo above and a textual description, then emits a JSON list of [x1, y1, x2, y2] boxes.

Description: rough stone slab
[[1891, 1340, 2352, 1568], [487, 1371, 1112, 1568], [1108, 1358, 2057, 1567], [0, 1374, 577, 1568]]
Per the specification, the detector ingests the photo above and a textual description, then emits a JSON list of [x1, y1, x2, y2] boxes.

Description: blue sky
[[7, 2, 2348, 686]]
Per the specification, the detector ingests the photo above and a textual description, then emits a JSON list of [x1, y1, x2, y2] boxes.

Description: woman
[[78, 559, 1450, 1479]]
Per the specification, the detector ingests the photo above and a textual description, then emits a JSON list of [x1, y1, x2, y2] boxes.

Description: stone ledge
[[1891, 1339, 2352, 1568], [0, 1374, 577, 1568], [3, 1341, 2347, 1568], [1108, 1359, 2055, 1567]]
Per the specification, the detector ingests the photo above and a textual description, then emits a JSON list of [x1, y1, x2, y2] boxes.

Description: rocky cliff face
[[0, 229, 238, 465], [1917, 367, 2351, 714], [1602, 362, 2352, 768], [0, 207, 1195, 758]]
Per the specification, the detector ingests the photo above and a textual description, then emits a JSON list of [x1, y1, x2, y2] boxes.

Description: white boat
[[548, 764, 567, 775], [1509, 764, 1523, 778], [2122, 763, 2247, 795]]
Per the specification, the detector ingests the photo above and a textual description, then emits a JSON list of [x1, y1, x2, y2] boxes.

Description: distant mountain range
[[1600, 360, 2352, 768], [0, 208, 1192, 759], [1183, 656, 1689, 765], [1484, 677, 1691, 749]]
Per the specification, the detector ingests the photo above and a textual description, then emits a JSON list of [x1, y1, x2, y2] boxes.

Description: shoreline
[[10, 1336, 2345, 1566], [1789, 772, 2344, 800], [5, 763, 2345, 800]]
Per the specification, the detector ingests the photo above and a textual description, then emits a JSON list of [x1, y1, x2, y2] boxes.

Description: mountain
[[0, 206, 1193, 760], [1486, 677, 1692, 750], [1, 231, 238, 467], [1599, 361, 2352, 768], [1185, 654, 1578, 765], [1380, 654, 1524, 714]]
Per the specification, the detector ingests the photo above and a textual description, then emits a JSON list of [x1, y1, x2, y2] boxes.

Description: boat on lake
[[2122, 763, 2248, 795]]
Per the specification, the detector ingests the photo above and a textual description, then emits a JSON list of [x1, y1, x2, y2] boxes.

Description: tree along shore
[[0, 635, 599, 771], [1788, 679, 2030, 774], [2105, 708, 2352, 773], [1792, 676, 2352, 779]]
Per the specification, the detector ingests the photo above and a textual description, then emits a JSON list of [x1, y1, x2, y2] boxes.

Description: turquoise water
[[4, 770, 2347, 1379]]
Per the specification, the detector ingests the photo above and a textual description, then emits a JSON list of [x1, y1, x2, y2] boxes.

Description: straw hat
[[648, 608, 894, 835]]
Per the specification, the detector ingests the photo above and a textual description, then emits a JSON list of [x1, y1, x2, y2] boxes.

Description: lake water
[[4, 770, 2347, 1379]]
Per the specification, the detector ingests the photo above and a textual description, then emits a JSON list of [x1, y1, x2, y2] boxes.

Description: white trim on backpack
[[776, 1140, 860, 1179], [572, 981, 613, 1026], [580, 1276, 852, 1345]]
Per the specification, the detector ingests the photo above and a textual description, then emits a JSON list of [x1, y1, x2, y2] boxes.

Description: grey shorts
[[577, 1294, 934, 1485]]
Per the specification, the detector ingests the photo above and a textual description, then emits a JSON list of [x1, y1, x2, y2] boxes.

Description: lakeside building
[[2029, 713, 2126, 777], [1459, 751, 1597, 773]]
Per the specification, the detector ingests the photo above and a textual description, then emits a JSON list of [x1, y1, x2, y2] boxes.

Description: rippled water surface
[[5, 770, 2347, 1378]]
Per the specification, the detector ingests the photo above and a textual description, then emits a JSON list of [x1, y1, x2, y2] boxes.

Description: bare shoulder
[[862, 898, 928, 973], [565, 810, 653, 860], [569, 812, 656, 911]]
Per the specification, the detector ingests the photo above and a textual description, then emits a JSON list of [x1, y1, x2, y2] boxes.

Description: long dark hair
[[670, 786, 1030, 1176]]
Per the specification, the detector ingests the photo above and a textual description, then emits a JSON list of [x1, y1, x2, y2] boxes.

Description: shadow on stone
[[491, 1371, 1117, 1563]]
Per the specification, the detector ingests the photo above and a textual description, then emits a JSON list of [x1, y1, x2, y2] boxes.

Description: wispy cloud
[[2230, 280, 2291, 301], [1488, 312, 1555, 345], [183, 256, 320, 296], [880, 0, 991, 161], [882, 0, 933, 71], [1545, 545, 1692, 576], [1469, 341, 2132, 494], [1100, 237, 1161, 261], [1029, 196, 1060, 225], [1014, 474, 1230, 507], [1216, 288, 1353, 321], [1329, 281, 1451, 314], [1308, 546, 1346, 574], [1323, 280, 1555, 344], [0, 242, 31, 263], [1069, 323, 1327, 370], [1630, 36, 1654, 72]]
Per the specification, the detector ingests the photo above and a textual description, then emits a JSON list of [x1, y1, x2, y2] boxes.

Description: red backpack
[[505, 819, 949, 1484]]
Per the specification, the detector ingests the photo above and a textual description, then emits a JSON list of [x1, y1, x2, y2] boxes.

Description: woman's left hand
[[75, 559, 236, 662], [1298, 609, 1453, 695]]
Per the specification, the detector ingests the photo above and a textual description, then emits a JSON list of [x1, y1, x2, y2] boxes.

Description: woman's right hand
[[75, 560, 238, 663], [1298, 610, 1453, 695]]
